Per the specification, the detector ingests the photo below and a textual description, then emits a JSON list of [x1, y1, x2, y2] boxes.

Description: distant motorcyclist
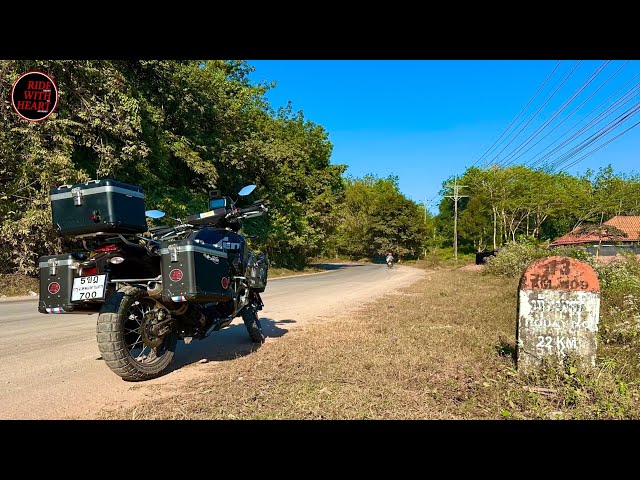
[[386, 251, 394, 268]]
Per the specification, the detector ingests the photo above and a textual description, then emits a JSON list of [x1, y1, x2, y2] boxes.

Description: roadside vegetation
[[3, 60, 640, 296], [409, 249, 476, 269], [98, 244, 640, 420], [3, 60, 640, 418], [267, 265, 325, 278], [0, 274, 38, 298]]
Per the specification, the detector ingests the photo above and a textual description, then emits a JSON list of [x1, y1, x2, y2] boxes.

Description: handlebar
[[235, 204, 267, 216], [148, 203, 266, 242], [148, 223, 194, 242]]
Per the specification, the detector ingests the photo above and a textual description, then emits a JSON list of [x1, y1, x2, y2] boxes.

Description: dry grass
[[268, 266, 324, 278], [0, 274, 38, 297], [100, 265, 640, 420]]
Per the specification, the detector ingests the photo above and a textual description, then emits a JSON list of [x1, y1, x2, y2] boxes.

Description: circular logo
[[11, 71, 59, 122], [48, 282, 61, 294], [169, 269, 183, 282], [221, 277, 229, 289]]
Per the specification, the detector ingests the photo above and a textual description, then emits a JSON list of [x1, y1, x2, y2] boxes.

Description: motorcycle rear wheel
[[241, 301, 265, 344], [97, 286, 177, 381]]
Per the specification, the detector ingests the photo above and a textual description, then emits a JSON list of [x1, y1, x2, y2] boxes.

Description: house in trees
[[549, 215, 640, 256]]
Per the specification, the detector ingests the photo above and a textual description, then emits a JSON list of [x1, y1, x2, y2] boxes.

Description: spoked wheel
[[97, 286, 177, 381]]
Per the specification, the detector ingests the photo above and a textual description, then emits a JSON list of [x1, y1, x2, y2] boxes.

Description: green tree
[[334, 175, 429, 260], [0, 60, 345, 273]]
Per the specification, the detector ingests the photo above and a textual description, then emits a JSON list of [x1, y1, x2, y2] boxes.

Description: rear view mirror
[[238, 185, 256, 197], [145, 209, 166, 219]]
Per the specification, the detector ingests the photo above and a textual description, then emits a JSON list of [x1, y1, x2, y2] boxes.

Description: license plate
[[71, 275, 107, 301]]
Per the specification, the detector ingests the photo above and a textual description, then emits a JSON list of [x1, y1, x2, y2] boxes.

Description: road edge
[[0, 295, 38, 304], [0, 264, 389, 303], [0, 268, 342, 304]]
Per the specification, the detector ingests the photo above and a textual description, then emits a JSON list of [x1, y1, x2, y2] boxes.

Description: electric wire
[[559, 118, 640, 171], [502, 61, 620, 168], [544, 101, 640, 172], [469, 61, 561, 168], [528, 72, 640, 169], [538, 87, 640, 170], [482, 61, 582, 168]]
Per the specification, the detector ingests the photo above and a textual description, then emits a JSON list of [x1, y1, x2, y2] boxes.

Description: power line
[[542, 89, 640, 171], [544, 101, 640, 172], [477, 63, 572, 170], [499, 61, 611, 168], [522, 61, 633, 169], [469, 61, 562, 169], [528, 72, 640, 169], [559, 118, 640, 172], [483, 61, 582, 168]]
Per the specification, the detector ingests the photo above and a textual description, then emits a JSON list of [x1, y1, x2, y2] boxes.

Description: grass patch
[[409, 250, 476, 270], [0, 274, 38, 297], [268, 266, 325, 278], [99, 266, 640, 420]]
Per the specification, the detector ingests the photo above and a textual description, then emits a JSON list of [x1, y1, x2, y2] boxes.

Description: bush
[[484, 242, 640, 388], [484, 242, 551, 278], [594, 253, 640, 379], [484, 243, 598, 278], [0, 273, 38, 297], [552, 245, 596, 265], [594, 252, 640, 294]]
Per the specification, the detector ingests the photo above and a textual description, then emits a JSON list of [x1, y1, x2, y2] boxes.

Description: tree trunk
[[492, 206, 497, 251], [501, 210, 509, 243], [596, 211, 604, 259]]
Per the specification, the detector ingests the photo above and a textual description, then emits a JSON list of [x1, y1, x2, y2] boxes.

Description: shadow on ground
[[166, 316, 295, 372]]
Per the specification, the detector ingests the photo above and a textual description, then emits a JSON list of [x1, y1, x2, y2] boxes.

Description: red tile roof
[[550, 216, 640, 246]]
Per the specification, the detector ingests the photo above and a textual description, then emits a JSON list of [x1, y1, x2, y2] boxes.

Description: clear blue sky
[[248, 60, 640, 213]]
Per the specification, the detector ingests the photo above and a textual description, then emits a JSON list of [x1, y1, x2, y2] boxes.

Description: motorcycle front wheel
[[241, 299, 265, 344], [97, 286, 177, 381]]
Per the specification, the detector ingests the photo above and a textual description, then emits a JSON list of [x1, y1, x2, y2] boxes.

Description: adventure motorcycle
[[38, 181, 269, 381]]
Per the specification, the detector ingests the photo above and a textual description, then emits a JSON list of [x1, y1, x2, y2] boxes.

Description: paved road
[[0, 263, 425, 419]]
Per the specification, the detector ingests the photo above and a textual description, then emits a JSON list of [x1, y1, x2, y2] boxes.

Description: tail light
[[95, 244, 119, 252], [81, 266, 98, 276]]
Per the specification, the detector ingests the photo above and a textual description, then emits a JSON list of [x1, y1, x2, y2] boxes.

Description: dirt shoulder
[[100, 265, 640, 420]]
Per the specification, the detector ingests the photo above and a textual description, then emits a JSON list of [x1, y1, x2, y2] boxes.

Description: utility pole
[[423, 196, 427, 258], [424, 195, 427, 223], [445, 177, 468, 261]]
